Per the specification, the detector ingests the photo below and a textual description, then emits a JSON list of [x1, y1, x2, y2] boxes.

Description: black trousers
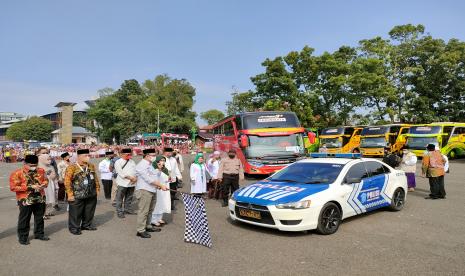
[[222, 174, 239, 202], [102, 179, 113, 199], [429, 175, 446, 198], [17, 202, 45, 241], [68, 196, 97, 232], [57, 182, 66, 201], [170, 181, 178, 208]]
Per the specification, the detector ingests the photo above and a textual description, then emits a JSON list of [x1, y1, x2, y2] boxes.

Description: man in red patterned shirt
[[10, 155, 49, 245]]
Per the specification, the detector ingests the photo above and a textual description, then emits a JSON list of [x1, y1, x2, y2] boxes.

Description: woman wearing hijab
[[151, 156, 171, 227], [38, 152, 58, 219], [400, 147, 417, 192], [190, 153, 207, 196]]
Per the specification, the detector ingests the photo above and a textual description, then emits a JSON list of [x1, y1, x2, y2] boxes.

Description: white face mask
[[29, 166, 37, 171], [149, 156, 156, 162]]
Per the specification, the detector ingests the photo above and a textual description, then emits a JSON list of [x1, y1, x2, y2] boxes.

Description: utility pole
[[157, 107, 160, 133]]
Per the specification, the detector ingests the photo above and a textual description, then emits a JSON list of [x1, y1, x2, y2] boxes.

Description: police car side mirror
[[345, 177, 362, 184]]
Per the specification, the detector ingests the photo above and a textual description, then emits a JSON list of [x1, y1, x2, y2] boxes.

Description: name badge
[[90, 174, 94, 180], [83, 179, 89, 185]]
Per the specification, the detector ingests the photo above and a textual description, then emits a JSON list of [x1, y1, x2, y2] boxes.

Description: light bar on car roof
[[309, 153, 362, 159]]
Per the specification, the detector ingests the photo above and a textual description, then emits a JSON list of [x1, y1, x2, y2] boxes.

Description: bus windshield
[[361, 126, 388, 136], [245, 134, 304, 158], [242, 113, 300, 129], [361, 137, 387, 148], [406, 137, 439, 150], [320, 137, 342, 148]]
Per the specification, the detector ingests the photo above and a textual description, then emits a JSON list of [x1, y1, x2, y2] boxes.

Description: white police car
[[229, 153, 407, 234]]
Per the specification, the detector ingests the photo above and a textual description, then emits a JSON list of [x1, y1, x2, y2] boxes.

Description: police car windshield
[[269, 162, 344, 184]]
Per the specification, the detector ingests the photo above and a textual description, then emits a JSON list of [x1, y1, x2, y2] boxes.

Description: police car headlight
[[247, 160, 265, 168], [276, 200, 311, 209], [230, 192, 236, 202]]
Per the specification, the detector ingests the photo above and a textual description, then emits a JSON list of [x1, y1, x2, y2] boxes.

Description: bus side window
[[391, 126, 401, 136], [453, 127, 465, 135], [344, 127, 354, 136], [389, 134, 397, 146], [443, 126, 454, 145], [224, 121, 234, 136], [342, 135, 350, 146]]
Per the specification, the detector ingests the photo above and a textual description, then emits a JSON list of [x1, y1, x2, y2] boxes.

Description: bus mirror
[[240, 135, 249, 148], [308, 132, 316, 144]]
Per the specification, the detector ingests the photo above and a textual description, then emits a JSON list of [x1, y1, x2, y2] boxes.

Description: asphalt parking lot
[[0, 156, 464, 275]]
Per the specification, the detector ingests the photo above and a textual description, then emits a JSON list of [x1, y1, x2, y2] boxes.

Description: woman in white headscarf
[[151, 156, 171, 227], [190, 153, 207, 196], [400, 147, 417, 192], [39, 153, 58, 218]]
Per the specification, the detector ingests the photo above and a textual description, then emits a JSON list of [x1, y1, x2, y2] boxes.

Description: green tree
[[140, 75, 197, 133], [87, 93, 124, 143], [353, 36, 397, 121], [407, 37, 465, 122], [388, 24, 426, 121], [73, 112, 92, 129], [200, 109, 225, 125], [226, 91, 256, 115], [88, 75, 197, 143], [251, 56, 317, 127], [244, 24, 465, 126], [6, 117, 53, 141]]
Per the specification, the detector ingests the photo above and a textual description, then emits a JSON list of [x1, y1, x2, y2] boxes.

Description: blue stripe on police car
[[234, 181, 330, 206]]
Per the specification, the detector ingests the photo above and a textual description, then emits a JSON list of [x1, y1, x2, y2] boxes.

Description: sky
[[1, 0, 465, 124]]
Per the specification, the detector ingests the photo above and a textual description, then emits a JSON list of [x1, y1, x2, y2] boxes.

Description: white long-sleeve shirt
[[175, 154, 184, 173], [164, 155, 182, 183], [115, 158, 137, 187], [207, 158, 220, 179], [135, 159, 160, 193], [98, 158, 113, 180], [190, 163, 207, 194]]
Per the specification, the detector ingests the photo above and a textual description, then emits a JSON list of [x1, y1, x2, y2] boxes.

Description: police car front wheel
[[390, 188, 405, 211], [316, 202, 342, 235]]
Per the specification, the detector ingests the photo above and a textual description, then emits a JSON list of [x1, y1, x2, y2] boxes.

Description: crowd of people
[[382, 144, 449, 199], [9, 145, 244, 244], [1, 142, 191, 164], [8, 140, 450, 245]]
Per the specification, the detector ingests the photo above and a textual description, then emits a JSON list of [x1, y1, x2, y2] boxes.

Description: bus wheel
[[448, 150, 456, 159]]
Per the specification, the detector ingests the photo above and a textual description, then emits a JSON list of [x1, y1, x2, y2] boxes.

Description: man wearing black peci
[[10, 155, 50, 245], [64, 149, 100, 235]]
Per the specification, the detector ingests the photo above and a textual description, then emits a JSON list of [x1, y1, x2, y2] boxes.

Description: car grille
[[236, 201, 268, 210], [235, 202, 275, 225]]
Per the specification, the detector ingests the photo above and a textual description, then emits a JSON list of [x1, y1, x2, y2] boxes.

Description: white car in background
[[229, 153, 408, 234]]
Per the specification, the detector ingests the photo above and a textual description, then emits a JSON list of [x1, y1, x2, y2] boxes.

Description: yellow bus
[[360, 124, 410, 157], [319, 126, 363, 153], [405, 122, 465, 158]]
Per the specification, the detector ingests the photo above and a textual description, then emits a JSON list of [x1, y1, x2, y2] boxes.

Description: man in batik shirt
[[10, 155, 49, 245], [64, 149, 100, 235]]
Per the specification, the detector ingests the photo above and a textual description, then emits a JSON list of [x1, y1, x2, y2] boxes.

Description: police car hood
[[233, 180, 330, 206]]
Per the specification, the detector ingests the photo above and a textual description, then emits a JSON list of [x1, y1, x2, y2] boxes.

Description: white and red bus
[[210, 111, 307, 175]]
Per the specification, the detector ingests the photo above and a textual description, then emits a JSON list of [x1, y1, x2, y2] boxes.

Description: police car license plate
[[238, 208, 261, 219]]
